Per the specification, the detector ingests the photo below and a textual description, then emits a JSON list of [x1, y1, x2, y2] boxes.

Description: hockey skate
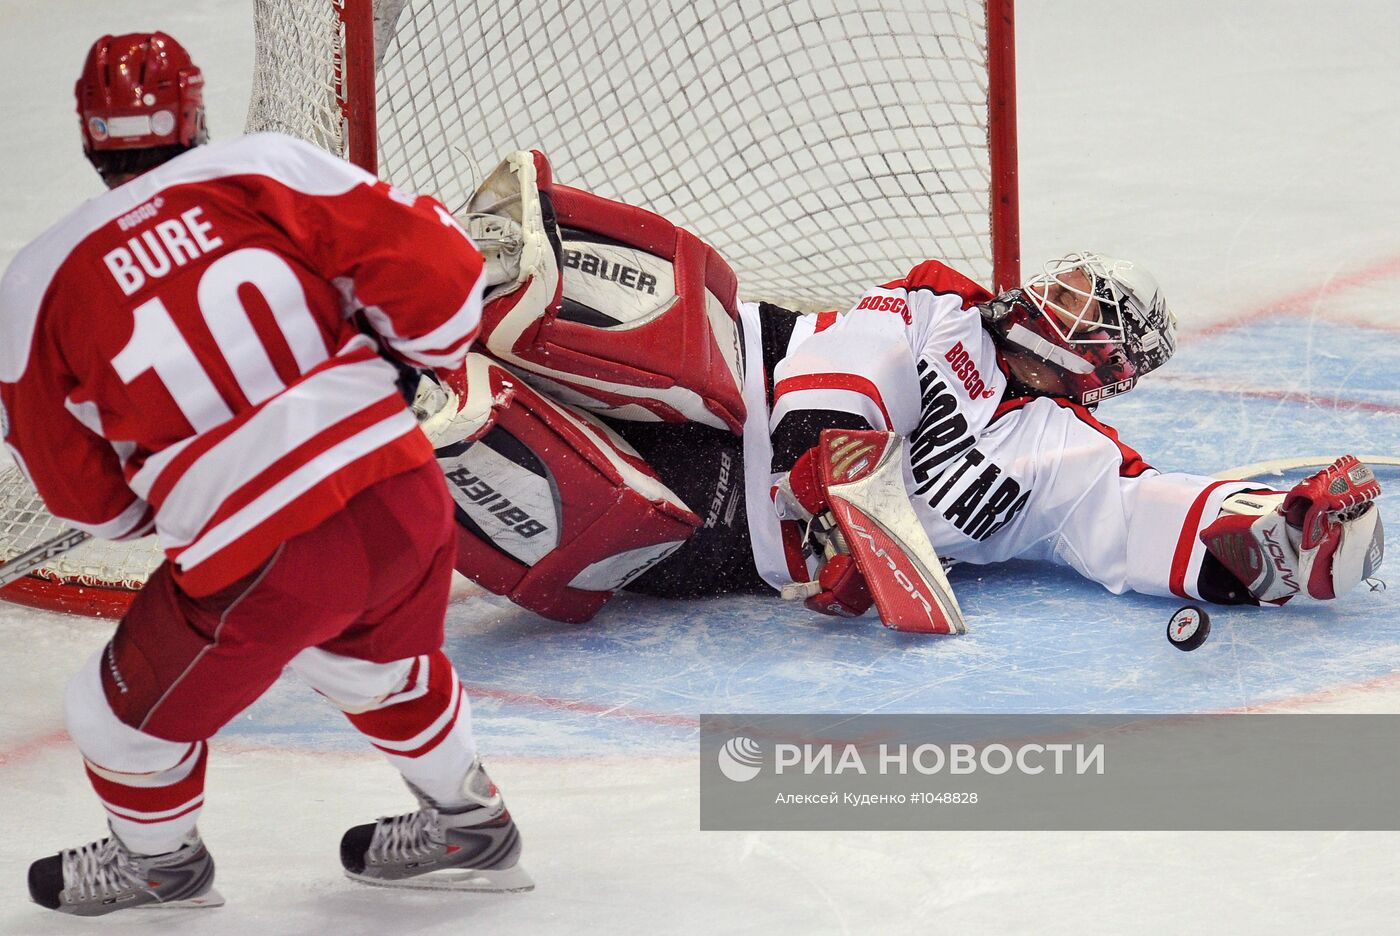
[[27, 829, 223, 917], [340, 759, 533, 892]]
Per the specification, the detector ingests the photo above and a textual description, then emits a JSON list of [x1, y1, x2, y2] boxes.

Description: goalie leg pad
[[436, 366, 701, 623], [471, 150, 746, 434]]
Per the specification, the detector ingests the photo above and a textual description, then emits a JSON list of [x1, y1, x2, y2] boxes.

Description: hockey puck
[[1167, 605, 1211, 651]]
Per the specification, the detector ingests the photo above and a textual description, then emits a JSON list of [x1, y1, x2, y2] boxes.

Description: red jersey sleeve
[[242, 136, 486, 371], [1, 325, 153, 541]]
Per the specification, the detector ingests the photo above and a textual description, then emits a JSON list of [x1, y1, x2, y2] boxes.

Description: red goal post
[[0, 0, 1020, 617]]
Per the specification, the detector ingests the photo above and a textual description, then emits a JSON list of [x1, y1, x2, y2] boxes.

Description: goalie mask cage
[[0, 0, 1018, 616]]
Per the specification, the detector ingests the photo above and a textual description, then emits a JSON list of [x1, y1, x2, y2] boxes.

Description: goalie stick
[[814, 429, 966, 634], [0, 527, 91, 590], [1213, 454, 1400, 480]]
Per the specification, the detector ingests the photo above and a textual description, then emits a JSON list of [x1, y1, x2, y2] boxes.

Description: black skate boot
[[341, 758, 533, 892], [28, 830, 223, 917]]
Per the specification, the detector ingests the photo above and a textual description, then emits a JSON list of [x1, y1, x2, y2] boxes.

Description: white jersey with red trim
[[739, 259, 1255, 603], [0, 132, 485, 595]]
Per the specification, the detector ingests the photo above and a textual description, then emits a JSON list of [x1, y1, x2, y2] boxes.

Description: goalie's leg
[[437, 354, 702, 623], [463, 150, 746, 434], [609, 420, 770, 599]]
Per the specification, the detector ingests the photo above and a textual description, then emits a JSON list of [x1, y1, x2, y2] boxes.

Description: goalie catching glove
[[1200, 455, 1384, 604]]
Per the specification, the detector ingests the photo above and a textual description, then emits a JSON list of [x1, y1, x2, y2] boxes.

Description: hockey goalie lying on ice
[[417, 150, 1384, 632]]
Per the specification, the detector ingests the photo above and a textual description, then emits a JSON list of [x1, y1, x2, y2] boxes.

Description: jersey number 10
[[111, 247, 331, 432]]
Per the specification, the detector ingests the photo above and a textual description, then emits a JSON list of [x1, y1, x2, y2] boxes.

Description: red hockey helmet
[[980, 253, 1178, 406], [75, 32, 207, 155]]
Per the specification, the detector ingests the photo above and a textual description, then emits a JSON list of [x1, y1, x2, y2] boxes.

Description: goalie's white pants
[[65, 647, 477, 856]]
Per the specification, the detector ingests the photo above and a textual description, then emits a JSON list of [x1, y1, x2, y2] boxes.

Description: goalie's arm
[[1096, 461, 1381, 605], [1198, 456, 1383, 604], [768, 303, 928, 444], [762, 309, 936, 614], [981, 396, 1256, 601], [1000, 402, 1382, 604]]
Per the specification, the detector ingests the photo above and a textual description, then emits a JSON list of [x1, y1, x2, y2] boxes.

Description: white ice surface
[[4, 590, 1400, 936], [4, 1, 1400, 933]]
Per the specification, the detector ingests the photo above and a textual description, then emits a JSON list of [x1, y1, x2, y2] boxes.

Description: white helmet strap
[[1004, 322, 1096, 375]]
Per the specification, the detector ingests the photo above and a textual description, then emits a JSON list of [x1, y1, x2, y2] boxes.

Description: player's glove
[[1200, 455, 1384, 603], [776, 446, 874, 617], [423, 354, 519, 451]]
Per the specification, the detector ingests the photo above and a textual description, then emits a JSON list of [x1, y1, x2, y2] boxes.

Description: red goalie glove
[[805, 554, 874, 618], [1281, 455, 1384, 599], [779, 432, 965, 633], [784, 447, 875, 617]]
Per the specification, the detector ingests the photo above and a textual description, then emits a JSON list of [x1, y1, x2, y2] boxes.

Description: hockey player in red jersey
[[418, 151, 1384, 628], [0, 34, 530, 917]]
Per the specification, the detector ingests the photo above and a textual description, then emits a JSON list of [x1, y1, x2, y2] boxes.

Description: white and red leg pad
[[435, 359, 701, 623], [473, 150, 746, 435], [1200, 456, 1384, 602]]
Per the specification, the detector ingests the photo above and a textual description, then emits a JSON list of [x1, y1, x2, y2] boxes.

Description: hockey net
[[0, 0, 1017, 616], [247, 0, 1019, 305], [0, 470, 160, 617]]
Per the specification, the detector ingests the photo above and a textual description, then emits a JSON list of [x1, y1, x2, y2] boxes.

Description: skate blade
[[345, 864, 534, 893], [138, 887, 226, 910]]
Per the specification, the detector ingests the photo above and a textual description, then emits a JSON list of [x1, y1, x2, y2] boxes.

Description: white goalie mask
[[982, 252, 1179, 404]]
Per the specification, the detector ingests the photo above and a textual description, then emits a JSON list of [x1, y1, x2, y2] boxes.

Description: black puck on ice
[[1167, 604, 1211, 651]]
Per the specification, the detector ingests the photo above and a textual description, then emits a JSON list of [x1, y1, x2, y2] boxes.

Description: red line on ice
[[0, 728, 68, 768], [1182, 252, 1400, 344], [462, 683, 701, 728], [1150, 376, 1400, 415], [1224, 668, 1400, 713]]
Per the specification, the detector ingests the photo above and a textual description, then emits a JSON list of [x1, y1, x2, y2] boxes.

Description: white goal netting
[[248, 0, 1005, 308], [1, 0, 1010, 612], [0, 468, 161, 614]]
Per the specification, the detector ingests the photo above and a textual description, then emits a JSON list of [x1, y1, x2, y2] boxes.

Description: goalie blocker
[[778, 429, 965, 634], [434, 354, 701, 623]]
